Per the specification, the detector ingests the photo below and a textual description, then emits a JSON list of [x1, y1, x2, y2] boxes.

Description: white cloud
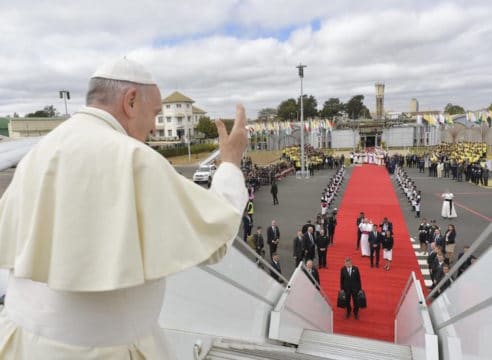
[[0, 1, 491, 118]]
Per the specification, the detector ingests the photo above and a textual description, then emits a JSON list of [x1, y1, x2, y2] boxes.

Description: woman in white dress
[[441, 191, 458, 218], [382, 230, 394, 271], [358, 218, 372, 257]]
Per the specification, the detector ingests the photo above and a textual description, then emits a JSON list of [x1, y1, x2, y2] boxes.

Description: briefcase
[[337, 290, 346, 308], [357, 289, 367, 308]]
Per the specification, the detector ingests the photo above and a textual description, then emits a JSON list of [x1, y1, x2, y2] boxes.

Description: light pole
[[296, 63, 307, 177], [59, 90, 70, 116]]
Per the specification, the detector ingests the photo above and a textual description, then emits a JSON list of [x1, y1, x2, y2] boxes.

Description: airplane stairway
[[205, 330, 413, 360]]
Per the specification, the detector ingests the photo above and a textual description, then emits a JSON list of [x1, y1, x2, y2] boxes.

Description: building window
[[159, 130, 164, 137], [166, 105, 170, 109], [177, 117, 183, 124], [167, 129, 172, 137], [187, 116, 191, 122], [157, 116, 163, 124], [186, 104, 190, 108], [177, 104, 182, 108], [166, 117, 171, 122]]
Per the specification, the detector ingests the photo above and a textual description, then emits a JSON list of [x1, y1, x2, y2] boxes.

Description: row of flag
[[246, 119, 334, 135], [417, 110, 492, 126]]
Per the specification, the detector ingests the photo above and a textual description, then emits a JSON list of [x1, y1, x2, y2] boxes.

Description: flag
[[423, 114, 436, 126], [438, 113, 445, 124], [445, 114, 454, 125]]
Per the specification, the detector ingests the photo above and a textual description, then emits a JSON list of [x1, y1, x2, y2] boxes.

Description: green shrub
[[156, 143, 218, 157]]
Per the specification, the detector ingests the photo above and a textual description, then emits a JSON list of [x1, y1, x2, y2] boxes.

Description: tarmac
[[0, 162, 490, 283]]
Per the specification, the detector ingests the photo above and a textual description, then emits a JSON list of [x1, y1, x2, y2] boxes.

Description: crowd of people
[[281, 145, 345, 174], [241, 156, 294, 191], [401, 142, 489, 187]]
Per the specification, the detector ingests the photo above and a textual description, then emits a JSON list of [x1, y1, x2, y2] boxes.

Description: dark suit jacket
[[379, 221, 393, 235], [270, 183, 278, 195], [293, 236, 304, 259], [316, 234, 329, 250], [304, 267, 320, 286], [270, 260, 282, 282], [302, 232, 316, 258], [340, 266, 362, 293], [267, 226, 280, 245], [368, 231, 382, 247]]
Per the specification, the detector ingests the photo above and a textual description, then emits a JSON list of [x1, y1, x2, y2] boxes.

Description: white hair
[[86, 78, 150, 106]]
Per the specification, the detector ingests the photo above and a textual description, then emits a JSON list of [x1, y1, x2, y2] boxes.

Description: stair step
[[298, 330, 412, 360]]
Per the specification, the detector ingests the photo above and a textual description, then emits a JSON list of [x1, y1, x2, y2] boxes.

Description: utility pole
[[296, 63, 307, 178]]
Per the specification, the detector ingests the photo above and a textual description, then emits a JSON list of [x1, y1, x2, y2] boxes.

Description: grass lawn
[[165, 150, 283, 166]]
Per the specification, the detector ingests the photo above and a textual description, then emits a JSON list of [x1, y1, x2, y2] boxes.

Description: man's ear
[[122, 87, 138, 117]]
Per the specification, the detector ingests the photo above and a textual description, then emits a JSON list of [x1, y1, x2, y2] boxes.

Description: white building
[[155, 91, 206, 141]]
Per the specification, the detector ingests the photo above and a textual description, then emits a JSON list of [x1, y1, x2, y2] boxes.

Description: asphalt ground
[[0, 161, 489, 282]]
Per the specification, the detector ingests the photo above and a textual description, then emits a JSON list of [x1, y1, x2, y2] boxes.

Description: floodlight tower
[[59, 90, 70, 116], [375, 83, 385, 120]]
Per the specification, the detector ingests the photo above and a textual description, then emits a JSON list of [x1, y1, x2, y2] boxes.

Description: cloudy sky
[[1, 0, 491, 119]]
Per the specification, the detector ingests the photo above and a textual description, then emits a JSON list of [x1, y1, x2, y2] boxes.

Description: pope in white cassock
[[358, 218, 372, 257], [0, 59, 248, 359]]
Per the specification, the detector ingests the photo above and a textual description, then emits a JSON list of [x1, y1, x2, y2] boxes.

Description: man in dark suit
[[379, 217, 393, 237], [253, 226, 264, 259], [303, 227, 316, 261], [293, 230, 304, 266], [340, 257, 362, 319], [356, 212, 365, 250], [302, 220, 315, 234], [316, 228, 329, 268], [270, 180, 279, 205], [327, 210, 337, 246], [267, 220, 280, 259], [368, 224, 381, 268], [304, 259, 320, 288], [242, 212, 252, 243], [270, 253, 283, 283]]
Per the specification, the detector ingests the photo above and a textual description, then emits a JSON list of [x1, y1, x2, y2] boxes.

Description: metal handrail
[[426, 222, 492, 301], [395, 272, 426, 317], [234, 236, 289, 285]]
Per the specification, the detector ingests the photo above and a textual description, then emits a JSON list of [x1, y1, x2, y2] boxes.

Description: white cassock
[[359, 222, 372, 256], [0, 106, 248, 359], [441, 192, 458, 218]]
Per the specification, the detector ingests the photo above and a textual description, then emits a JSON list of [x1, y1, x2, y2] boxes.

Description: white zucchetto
[[91, 57, 156, 85]]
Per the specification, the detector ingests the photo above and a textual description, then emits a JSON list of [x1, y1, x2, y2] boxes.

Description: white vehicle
[[193, 164, 217, 183]]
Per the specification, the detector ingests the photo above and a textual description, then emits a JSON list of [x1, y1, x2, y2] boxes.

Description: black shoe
[[376, 264, 379, 268], [370, 264, 373, 268], [345, 312, 350, 319], [354, 313, 359, 320]]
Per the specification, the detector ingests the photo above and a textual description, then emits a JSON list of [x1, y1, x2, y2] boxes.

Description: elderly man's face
[[132, 85, 162, 142]]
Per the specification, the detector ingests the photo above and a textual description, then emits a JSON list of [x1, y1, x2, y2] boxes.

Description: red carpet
[[319, 165, 426, 342]]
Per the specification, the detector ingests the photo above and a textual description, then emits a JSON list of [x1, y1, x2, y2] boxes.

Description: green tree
[[26, 105, 57, 118], [320, 98, 344, 118], [345, 95, 371, 119], [444, 103, 465, 115], [196, 116, 218, 138], [488, 103, 492, 111], [277, 98, 298, 121], [257, 108, 277, 121], [298, 94, 318, 119]]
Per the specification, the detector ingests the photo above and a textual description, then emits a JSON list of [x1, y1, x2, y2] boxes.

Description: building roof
[[162, 91, 194, 104], [192, 105, 206, 114]]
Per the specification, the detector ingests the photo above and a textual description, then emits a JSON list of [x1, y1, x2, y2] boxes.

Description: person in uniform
[[0, 58, 248, 358]]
